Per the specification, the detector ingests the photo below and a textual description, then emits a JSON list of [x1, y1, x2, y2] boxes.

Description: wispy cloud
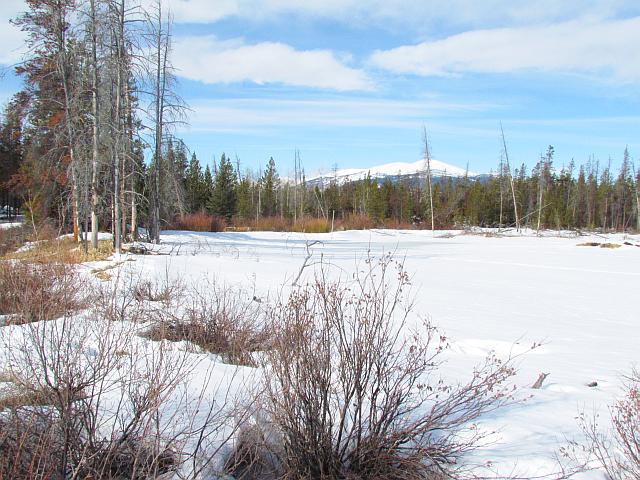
[[161, 0, 639, 30], [179, 97, 497, 134], [370, 18, 640, 83], [173, 35, 373, 91]]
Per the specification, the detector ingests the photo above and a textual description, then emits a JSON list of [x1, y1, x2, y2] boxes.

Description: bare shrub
[[0, 407, 63, 479], [133, 276, 185, 305], [562, 370, 640, 479], [143, 280, 269, 367], [0, 261, 84, 324], [291, 217, 330, 233], [0, 307, 244, 479], [336, 213, 376, 231], [0, 224, 30, 256], [232, 255, 520, 480], [171, 213, 227, 232]]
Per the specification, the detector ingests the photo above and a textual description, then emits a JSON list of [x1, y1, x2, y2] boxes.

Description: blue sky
[[1, 0, 640, 176]]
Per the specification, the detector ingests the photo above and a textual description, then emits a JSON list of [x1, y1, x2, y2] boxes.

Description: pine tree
[[208, 154, 237, 219], [202, 164, 213, 196], [236, 173, 253, 220], [261, 157, 279, 217], [184, 152, 204, 212]]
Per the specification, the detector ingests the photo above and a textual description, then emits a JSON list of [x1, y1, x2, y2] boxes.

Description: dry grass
[[0, 224, 30, 256], [291, 217, 330, 233], [577, 242, 622, 249], [141, 281, 270, 367], [0, 261, 85, 324], [170, 212, 227, 232], [336, 213, 376, 231], [5, 237, 113, 264], [0, 387, 53, 410]]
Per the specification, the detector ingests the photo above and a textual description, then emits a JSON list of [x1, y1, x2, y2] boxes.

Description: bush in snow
[[142, 278, 270, 367], [562, 369, 640, 480], [226, 254, 520, 480], [0, 261, 83, 324]]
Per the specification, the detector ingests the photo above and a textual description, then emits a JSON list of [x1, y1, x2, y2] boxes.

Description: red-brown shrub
[[171, 212, 227, 232]]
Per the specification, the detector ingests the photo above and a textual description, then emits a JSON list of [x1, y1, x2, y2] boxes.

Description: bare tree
[[500, 123, 520, 231], [631, 153, 640, 232], [422, 126, 435, 234], [144, 1, 185, 244], [88, 0, 102, 250]]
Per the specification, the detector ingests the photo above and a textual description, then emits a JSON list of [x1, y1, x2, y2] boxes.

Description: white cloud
[[369, 18, 640, 82], [161, 0, 639, 29], [180, 97, 496, 134], [173, 35, 373, 91]]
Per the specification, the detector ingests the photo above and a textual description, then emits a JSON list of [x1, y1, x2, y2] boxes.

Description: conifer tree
[[208, 153, 237, 220], [184, 152, 204, 212], [261, 157, 279, 217]]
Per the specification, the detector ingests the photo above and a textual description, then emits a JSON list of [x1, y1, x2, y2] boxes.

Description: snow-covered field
[[8, 227, 640, 477], [110, 228, 638, 477]]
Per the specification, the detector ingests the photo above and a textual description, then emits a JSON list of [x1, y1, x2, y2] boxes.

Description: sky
[[1, 0, 640, 176]]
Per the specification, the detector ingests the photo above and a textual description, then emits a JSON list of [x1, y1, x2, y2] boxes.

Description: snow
[[308, 158, 478, 184], [0, 222, 21, 230], [5, 228, 640, 477]]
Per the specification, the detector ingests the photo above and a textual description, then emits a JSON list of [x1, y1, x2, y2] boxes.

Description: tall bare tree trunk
[[500, 123, 520, 231], [498, 154, 504, 230], [633, 161, 640, 232], [423, 126, 435, 235], [125, 77, 137, 241], [537, 167, 544, 234], [151, 0, 167, 244], [112, 0, 125, 254], [89, 0, 100, 249]]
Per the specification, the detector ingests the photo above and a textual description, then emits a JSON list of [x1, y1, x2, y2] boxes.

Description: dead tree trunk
[[111, 0, 125, 254], [89, 0, 101, 249], [423, 126, 435, 235], [150, 0, 169, 244], [500, 123, 520, 231]]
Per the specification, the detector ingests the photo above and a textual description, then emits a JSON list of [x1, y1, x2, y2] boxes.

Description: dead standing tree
[[500, 122, 520, 231], [422, 126, 435, 235], [145, 1, 185, 244], [88, 0, 102, 250]]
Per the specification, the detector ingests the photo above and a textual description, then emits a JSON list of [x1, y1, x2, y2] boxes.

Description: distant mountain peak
[[308, 159, 478, 185]]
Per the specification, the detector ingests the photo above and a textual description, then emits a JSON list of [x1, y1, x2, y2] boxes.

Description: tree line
[[149, 143, 640, 233]]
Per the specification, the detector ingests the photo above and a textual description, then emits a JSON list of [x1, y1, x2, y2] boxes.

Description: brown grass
[[141, 282, 270, 367], [233, 214, 379, 233], [291, 217, 330, 233], [0, 224, 30, 256], [0, 388, 53, 410], [5, 237, 112, 264], [577, 242, 622, 249], [336, 213, 376, 231], [0, 261, 85, 324], [169, 212, 227, 232]]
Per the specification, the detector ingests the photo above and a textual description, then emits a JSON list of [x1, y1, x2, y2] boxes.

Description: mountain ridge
[[307, 159, 480, 186]]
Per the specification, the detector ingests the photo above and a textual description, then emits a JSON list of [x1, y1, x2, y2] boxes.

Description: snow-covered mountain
[[307, 159, 479, 186]]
